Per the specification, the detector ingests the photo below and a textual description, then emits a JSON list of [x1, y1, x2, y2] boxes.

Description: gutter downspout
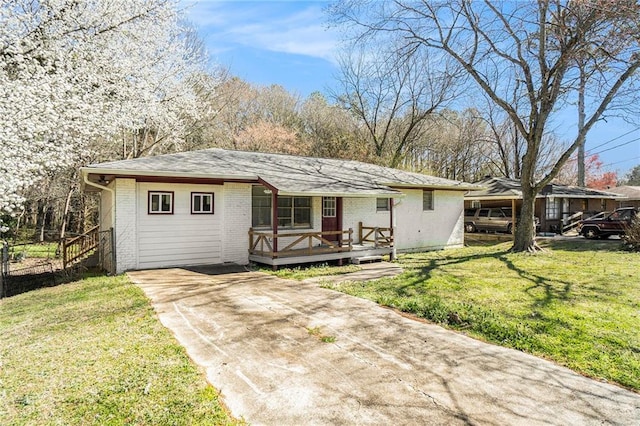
[[390, 197, 400, 261]]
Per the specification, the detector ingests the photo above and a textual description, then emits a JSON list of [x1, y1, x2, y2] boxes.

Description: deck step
[[351, 255, 383, 265]]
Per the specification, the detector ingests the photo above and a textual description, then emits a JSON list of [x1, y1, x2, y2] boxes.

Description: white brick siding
[[394, 189, 464, 251], [222, 183, 251, 264], [110, 181, 465, 272], [114, 178, 137, 273], [343, 198, 392, 243]]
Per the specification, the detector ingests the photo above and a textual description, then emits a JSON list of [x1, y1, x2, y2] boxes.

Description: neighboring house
[[611, 186, 640, 208], [80, 148, 480, 273], [464, 176, 623, 233]]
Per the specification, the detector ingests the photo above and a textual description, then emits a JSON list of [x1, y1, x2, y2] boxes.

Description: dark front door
[[322, 197, 342, 242]]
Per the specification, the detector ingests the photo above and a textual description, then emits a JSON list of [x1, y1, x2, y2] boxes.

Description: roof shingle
[[84, 148, 480, 196]]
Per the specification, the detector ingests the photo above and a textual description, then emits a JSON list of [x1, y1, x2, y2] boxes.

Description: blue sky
[[184, 0, 339, 95], [183, 0, 639, 178]]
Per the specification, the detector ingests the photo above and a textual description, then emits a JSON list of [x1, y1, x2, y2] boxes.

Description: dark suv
[[578, 207, 639, 239], [464, 207, 539, 234]]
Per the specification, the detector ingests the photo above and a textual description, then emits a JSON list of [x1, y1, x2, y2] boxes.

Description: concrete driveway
[[129, 266, 640, 425]]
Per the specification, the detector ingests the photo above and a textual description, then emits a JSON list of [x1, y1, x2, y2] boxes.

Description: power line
[[601, 156, 640, 168], [586, 128, 639, 153], [564, 135, 640, 163], [587, 136, 640, 156]]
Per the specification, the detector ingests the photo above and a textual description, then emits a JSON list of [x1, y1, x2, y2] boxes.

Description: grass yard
[[8, 242, 59, 259], [0, 274, 242, 425], [257, 262, 360, 280], [323, 239, 640, 392]]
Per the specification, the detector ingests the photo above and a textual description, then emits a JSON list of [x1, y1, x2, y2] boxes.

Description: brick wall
[[114, 178, 137, 273], [222, 183, 252, 264]]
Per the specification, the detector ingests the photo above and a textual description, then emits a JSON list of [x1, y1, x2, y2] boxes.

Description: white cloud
[[183, 1, 339, 63]]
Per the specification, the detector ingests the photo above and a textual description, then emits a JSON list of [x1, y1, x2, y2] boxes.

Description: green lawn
[[258, 262, 361, 280], [9, 242, 59, 259], [323, 240, 640, 391], [0, 275, 242, 425]]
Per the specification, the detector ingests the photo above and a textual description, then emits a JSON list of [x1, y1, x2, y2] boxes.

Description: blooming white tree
[[0, 0, 208, 220]]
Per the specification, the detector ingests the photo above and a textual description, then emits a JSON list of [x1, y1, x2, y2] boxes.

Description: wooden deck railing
[[561, 211, 585, 233], [249, 228, 353, 258], [62, 225, 100, 269], [358, 222, 394, 247], [561, 211, 609, 234]]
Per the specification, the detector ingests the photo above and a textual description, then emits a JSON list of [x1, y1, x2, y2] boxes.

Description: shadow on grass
[[538, 238, 625, 253], [495, 254, 573, 308]]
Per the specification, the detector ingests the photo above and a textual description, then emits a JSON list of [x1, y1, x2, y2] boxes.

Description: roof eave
[[80, 167, 257, 182], [387, 183, 484, 191]]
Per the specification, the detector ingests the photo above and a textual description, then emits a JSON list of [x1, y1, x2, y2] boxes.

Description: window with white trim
[[376, 198, 390, 212], [148, 191, 173, 214], [278, 197, 311, 228], [191, 192, 214, 214], [251, 185, 312, 228], [323, 197, 336, 217], [423, 190, 434, 211]]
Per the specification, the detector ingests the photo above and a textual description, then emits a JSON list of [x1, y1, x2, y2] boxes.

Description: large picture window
[[423, 190, 434, 211], [546, 197, 560, 219], [251, 185, 312, 228], [148, 191, 173, 214], [191, 192, 214, 214]]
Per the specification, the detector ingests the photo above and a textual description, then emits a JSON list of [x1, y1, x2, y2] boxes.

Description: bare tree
[[300, 92, 368, 160], [333, 42, 459, 167], [330, 0, 640, 251]]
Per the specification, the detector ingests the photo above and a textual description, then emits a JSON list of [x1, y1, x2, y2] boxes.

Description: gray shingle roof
[[465, 176, 622, 200], [610, 186, 640, 200], [83, 148, 481, 196]]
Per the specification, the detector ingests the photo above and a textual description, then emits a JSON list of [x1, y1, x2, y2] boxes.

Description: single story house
[[81, 148, 481, 273], [464, 176, 623, 233], [611, 186, 640, 208]]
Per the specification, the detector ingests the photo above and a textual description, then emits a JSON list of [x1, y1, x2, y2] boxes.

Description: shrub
[[622, 217, 640, 251]]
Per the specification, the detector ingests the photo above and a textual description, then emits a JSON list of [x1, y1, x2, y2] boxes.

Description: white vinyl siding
[[137, 183, 222, 269]]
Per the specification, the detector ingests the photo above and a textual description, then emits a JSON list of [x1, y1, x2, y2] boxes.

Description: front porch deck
[[248, 244, 393, 266], [248, 225, 394, 267]]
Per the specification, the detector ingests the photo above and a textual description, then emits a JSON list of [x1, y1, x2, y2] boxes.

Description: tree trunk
[[512, 185, 539, 252], [577, 64, 586, 187], [59, 185, 74, 241]]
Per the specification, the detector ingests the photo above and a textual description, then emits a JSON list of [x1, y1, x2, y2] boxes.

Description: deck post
[[348, 228, 353, 251], [390, 198, 396, 261], [511, 199, 516, 239], [271, 190, 278, 256], [62, 237, 68, 269], [249, 228, 254, 255], [358, 221, 363, 244]]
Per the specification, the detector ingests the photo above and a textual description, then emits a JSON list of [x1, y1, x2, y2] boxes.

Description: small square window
[[149, 191, 173, 214], [423, 190, 434, 211], [376, 198, 390, 212], [192, 192, 214, 214]]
